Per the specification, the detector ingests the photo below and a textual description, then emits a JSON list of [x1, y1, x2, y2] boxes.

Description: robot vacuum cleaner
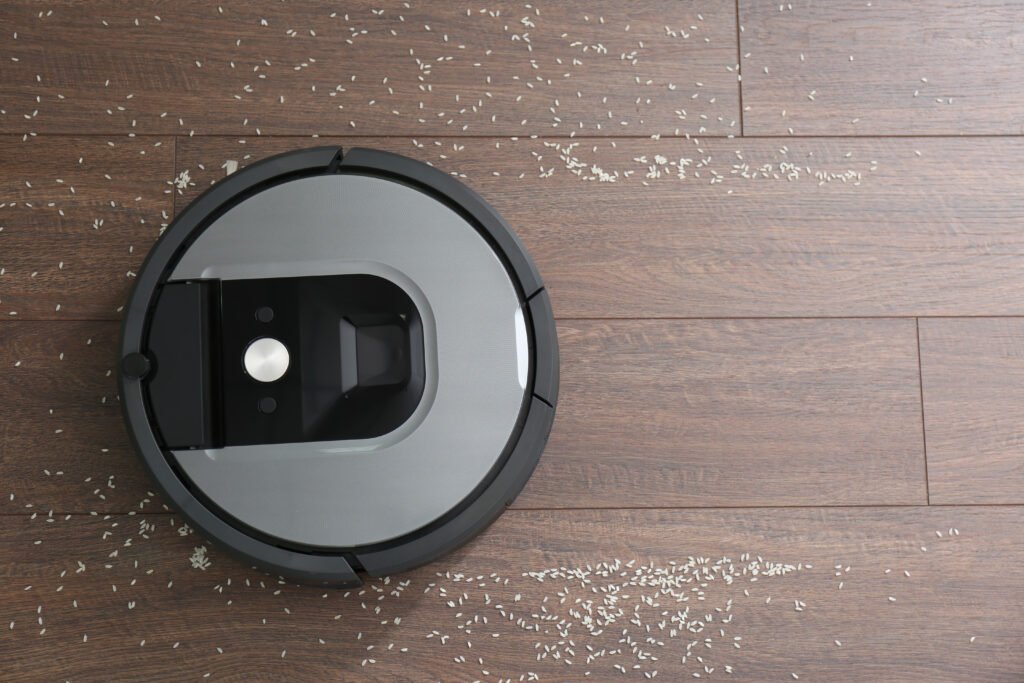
[[118, 147, 558, 587]]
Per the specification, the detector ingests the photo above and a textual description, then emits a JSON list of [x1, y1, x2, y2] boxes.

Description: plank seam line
[[734, 0, 744, 137], [916, 318, 931, 504]]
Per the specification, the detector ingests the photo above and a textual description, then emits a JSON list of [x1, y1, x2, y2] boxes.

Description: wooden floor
[[1, 1, 1022, 680]]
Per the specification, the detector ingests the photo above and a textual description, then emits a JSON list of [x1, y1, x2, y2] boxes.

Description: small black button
[[255, 306, 275, 323], [121, 352, 152, 380], [257, 397, 277, 414]]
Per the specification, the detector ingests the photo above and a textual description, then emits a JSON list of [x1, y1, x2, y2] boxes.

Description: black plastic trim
[[118, 146, 559, 587], [145, 281, 218, 449], [527, 289, 559, 407]]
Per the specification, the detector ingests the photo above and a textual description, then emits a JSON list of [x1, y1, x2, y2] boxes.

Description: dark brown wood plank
[[10, 134, 1024, 321], [12, 134, 1024, 319], [920, 318, 1024, 504], [0, 318, 925, 512], [0, 1, 739, 137], [739, 0, 1024, 135], [0, 320, 162, 513], [520, 318, 925, 507], [2, 507, 1021, 681], [0, 136, 172, 320], [178, 135, 1024, 318]]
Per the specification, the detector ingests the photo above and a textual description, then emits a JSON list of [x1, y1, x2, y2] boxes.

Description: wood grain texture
[[0, 1, 739, 137], [0, 136, 172, 320], [177, 135, 1024, 318], [4, 3, 1024, 680], [920, 319, 1024, 504], [0, 321, 161, 512], [2, 507, 1021, 681], [520, 318, 925, 507], [11, 135, 1024, 320], [739, 0, 1024, 135], [0, 317, 926, 511]]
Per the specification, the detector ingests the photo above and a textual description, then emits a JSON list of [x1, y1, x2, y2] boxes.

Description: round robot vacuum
[[118, 147, 558, 587]]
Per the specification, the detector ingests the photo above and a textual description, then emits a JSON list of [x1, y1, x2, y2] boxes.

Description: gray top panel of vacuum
[[170, 173, 529, 548]]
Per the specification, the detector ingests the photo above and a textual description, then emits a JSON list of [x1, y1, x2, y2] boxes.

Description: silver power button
[[243, 337, 290, 383]]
